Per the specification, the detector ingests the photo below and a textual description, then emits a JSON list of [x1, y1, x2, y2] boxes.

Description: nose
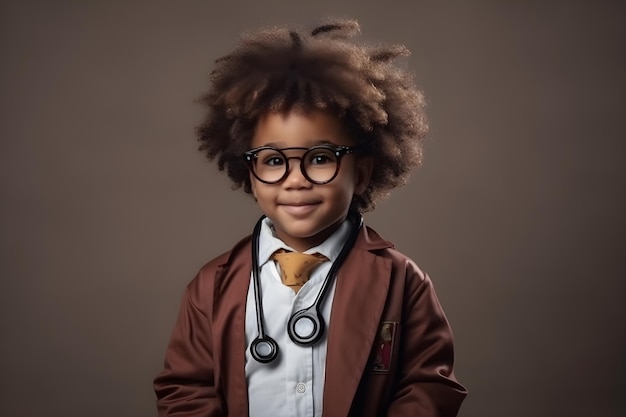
[[283, 156, 312, 189]]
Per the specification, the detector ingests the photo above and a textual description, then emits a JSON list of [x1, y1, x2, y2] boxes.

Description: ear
[[354, 156, 373, 195]]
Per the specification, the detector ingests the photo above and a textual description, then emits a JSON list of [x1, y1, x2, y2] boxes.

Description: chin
[[280, 224, 322, 240]]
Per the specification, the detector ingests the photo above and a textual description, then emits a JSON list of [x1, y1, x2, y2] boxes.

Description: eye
[[307, 150, 335, 165], [259, 151, 285, 167]]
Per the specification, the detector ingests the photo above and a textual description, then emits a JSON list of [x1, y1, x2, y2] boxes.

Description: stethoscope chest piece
[[288, 307, 324, 345], [250, 336, 279, 363]]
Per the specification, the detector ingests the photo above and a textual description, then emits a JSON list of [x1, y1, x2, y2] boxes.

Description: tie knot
[[272, 250, 328, 293]]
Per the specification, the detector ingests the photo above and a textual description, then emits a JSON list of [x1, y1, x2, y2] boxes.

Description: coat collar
[[353, 224, 395, 251]]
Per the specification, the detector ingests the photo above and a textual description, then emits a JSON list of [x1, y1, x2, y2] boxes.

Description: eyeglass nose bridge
[[282, 152, 341, 185], [283, 154, 309, 180]]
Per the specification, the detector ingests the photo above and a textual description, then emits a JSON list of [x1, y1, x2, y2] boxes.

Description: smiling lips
[[279, 201, 321, 216]]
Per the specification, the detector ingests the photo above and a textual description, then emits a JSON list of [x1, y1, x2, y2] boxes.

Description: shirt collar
[[257, 217, 351, 266]]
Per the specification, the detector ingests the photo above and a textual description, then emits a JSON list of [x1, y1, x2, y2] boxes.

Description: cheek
[[330, 175, 358, 203], [343, 164, 362, 193]]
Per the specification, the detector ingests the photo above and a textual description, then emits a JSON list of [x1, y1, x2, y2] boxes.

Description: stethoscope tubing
[[249, 212, 362, 363]]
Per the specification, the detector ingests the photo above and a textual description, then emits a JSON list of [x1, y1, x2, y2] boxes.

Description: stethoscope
[[249, 211, 363, 363]]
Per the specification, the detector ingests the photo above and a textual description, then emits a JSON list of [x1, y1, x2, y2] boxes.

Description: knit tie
[[272, 250, 328, 293]]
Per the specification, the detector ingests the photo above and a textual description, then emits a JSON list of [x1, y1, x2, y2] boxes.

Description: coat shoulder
[[186, 234, 252, 305], [360, 225, 427, 284]]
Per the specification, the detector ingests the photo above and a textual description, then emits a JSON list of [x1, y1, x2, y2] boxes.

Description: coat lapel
[[213, 237, 253, 417], [323, 226, 393, 417]]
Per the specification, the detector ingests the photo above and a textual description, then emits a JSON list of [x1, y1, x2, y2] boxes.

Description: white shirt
[[245, 218, 351, 417]]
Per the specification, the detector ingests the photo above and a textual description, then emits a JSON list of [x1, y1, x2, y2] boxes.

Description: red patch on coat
[[369, 322, 397, 372]]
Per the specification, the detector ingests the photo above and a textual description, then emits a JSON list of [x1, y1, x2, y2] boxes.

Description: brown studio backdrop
[[0, 1, 624, 417]]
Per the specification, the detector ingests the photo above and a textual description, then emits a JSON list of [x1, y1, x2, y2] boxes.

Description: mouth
[[278, 201, 321, 216]]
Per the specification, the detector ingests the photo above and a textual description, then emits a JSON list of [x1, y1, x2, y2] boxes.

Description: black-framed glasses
[[243, 145, 360, 185]]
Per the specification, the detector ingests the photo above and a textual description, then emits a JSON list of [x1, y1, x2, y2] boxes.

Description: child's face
[[249, 110, 372, 252]]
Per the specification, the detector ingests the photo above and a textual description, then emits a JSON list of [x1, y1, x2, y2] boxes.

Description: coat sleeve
[[386, 261, 467, 417], [153, 272, 225, 417]]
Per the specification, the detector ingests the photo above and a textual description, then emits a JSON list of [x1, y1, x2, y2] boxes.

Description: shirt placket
[[287, 285, 316, 417]]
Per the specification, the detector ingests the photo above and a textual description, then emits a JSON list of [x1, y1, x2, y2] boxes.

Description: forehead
[[251, 110, 353, 148]]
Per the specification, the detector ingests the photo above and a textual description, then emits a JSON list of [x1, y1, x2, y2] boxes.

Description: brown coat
[[154, 226, 467, 416]]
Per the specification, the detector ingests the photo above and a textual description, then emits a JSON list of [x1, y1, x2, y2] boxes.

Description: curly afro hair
[[196, 19, 428, 212]]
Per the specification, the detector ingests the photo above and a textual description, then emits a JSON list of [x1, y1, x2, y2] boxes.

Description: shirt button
[[296, 383, 306, 393]]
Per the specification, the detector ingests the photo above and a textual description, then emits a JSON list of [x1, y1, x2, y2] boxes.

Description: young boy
[[154, 19, 467, 417]]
